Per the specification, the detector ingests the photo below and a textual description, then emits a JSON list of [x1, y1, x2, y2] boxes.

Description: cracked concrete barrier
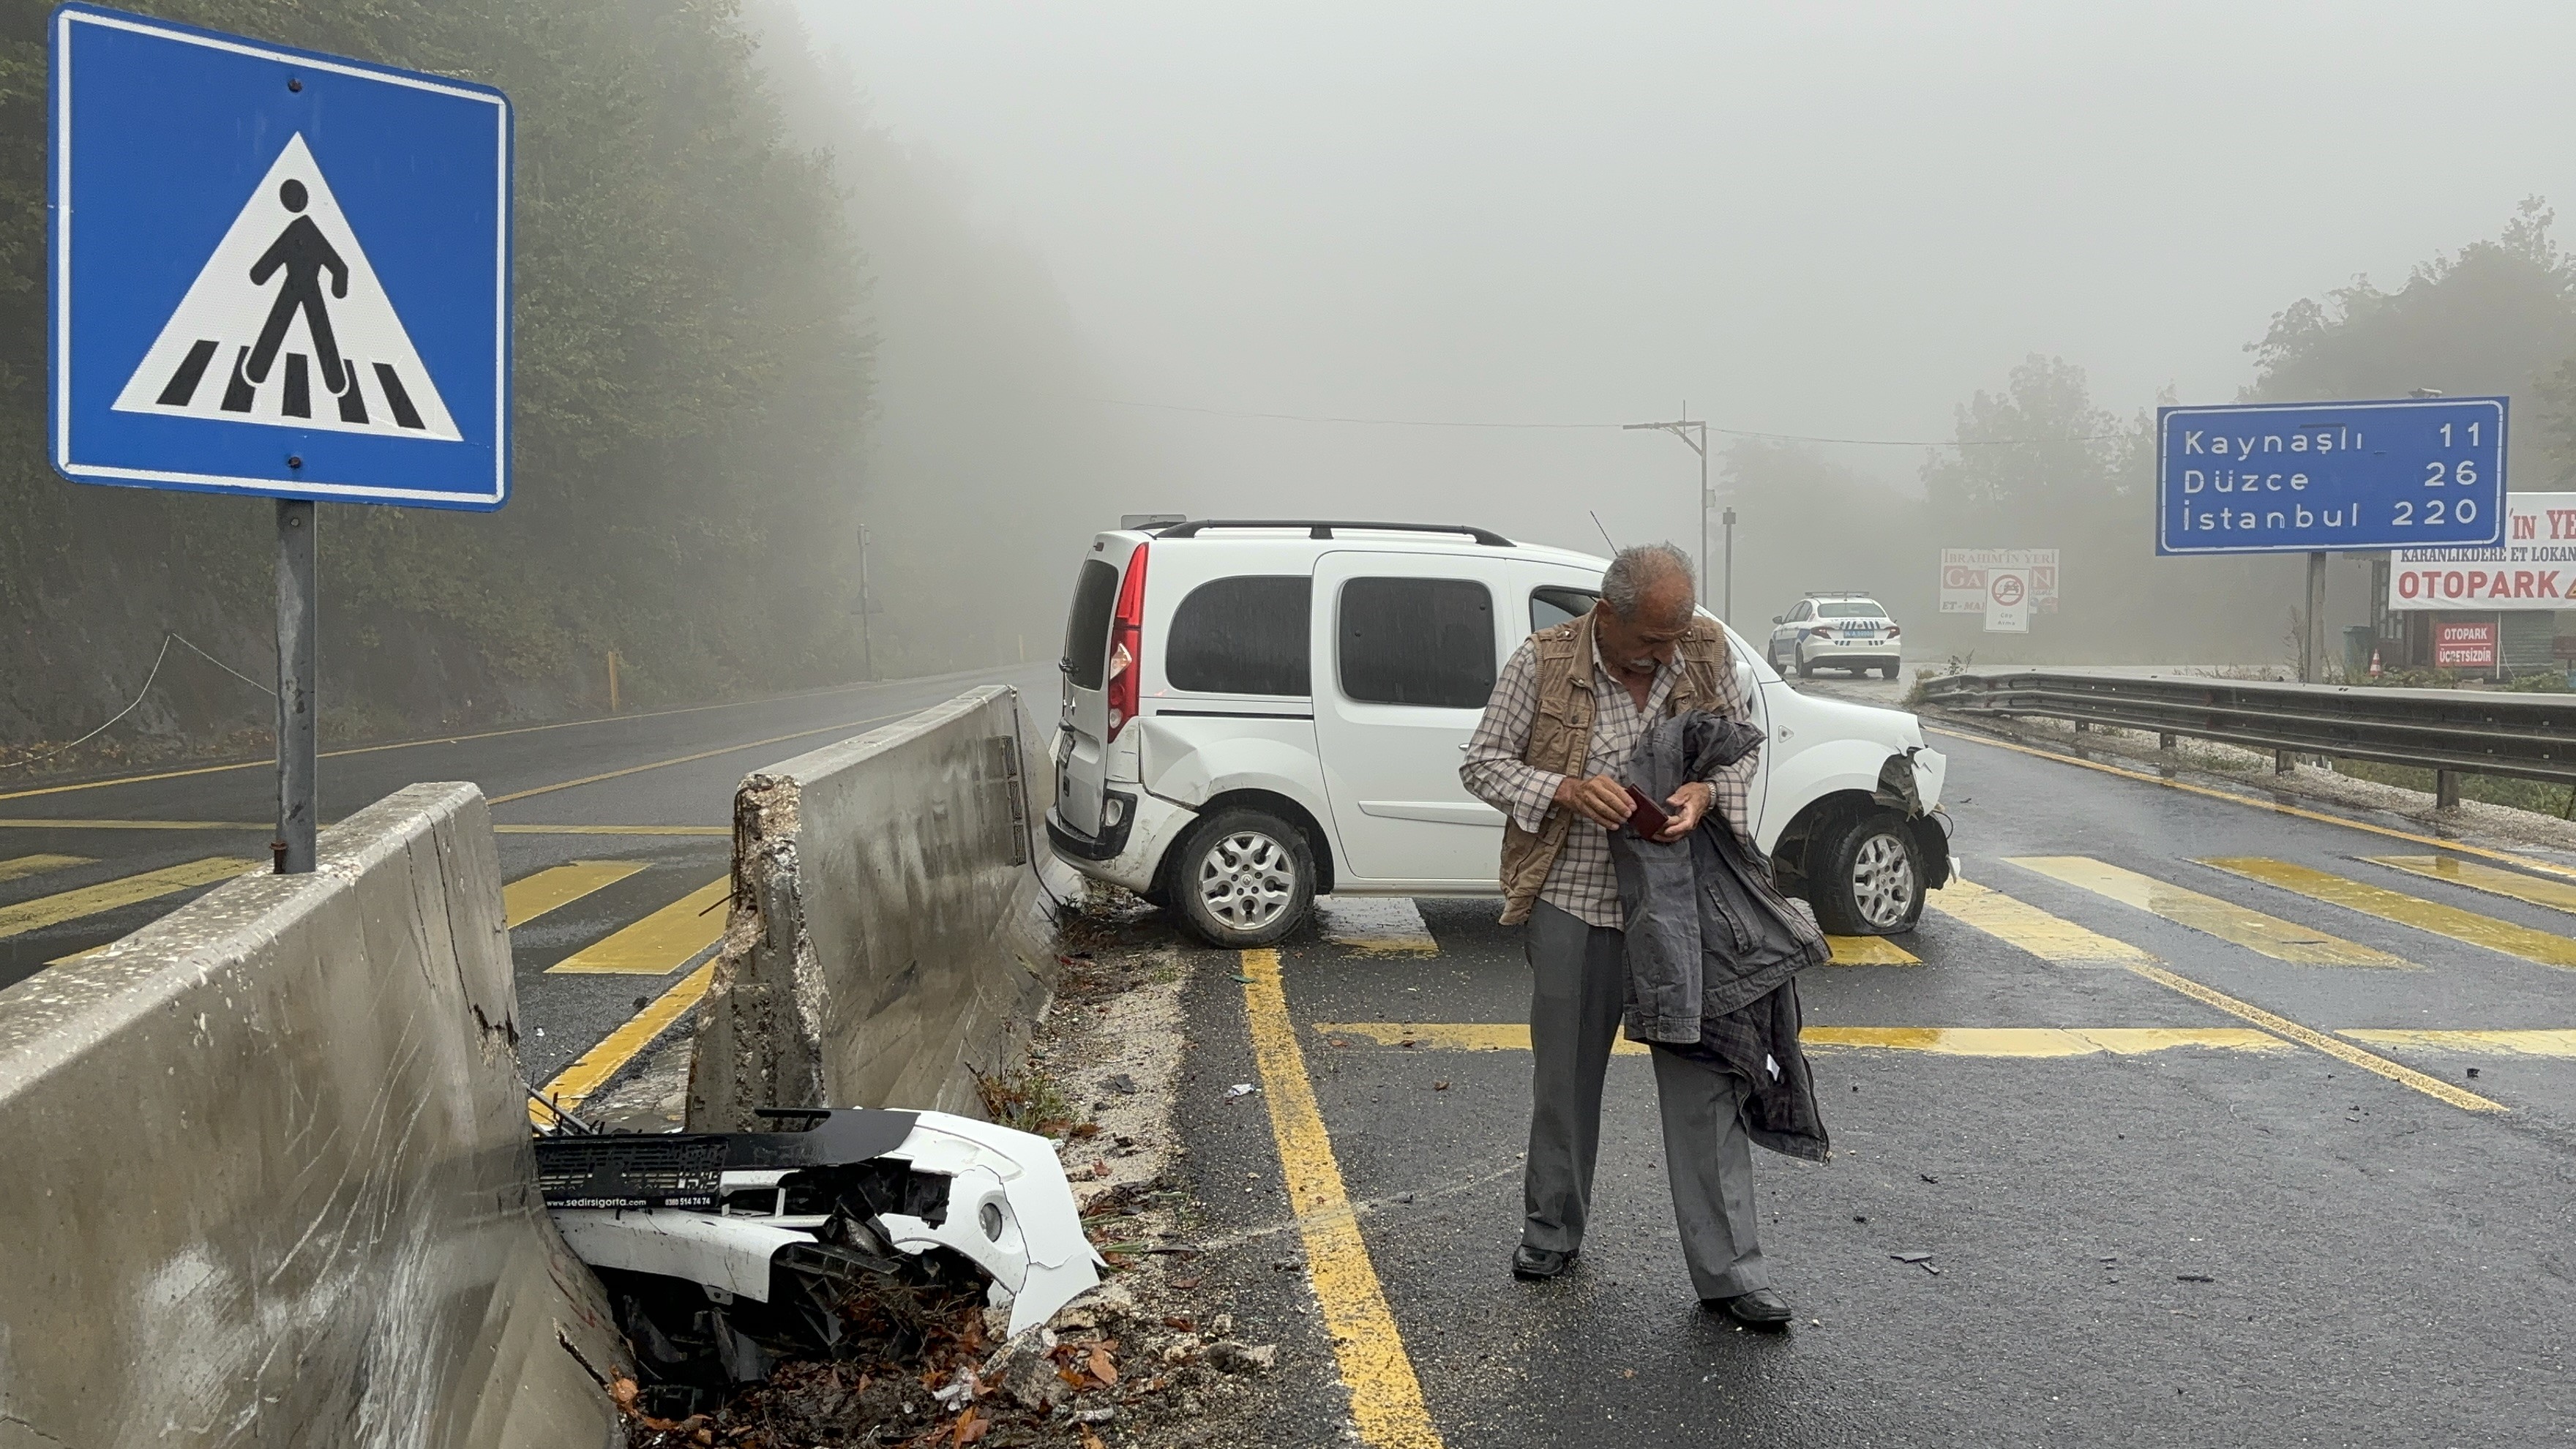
[[689, 684, 1072, 1129], [0, 782, 626, 1449]]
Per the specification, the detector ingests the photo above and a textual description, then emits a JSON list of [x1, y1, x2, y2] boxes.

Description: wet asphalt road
[[1173, 725, 2576, 1448], [0, 662, 1057, 1079]]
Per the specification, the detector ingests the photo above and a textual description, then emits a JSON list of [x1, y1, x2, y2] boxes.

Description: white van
[[1044, 520, 1951, 948]]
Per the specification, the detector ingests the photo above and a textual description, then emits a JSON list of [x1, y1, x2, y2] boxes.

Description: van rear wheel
[[1171, 807, 1315, 948], [1808, 807, 1924, 935]]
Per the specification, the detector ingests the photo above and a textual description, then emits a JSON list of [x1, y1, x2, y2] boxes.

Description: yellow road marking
[[545, 877, 731, 973], [2122, 961, 2504, 1112], [1827, 935, 1918, 965], [2367, 855, 2576, 918], [504, 861, 651, 929], [1240, 951, 1442, 1449], [0, 856, 253, 940], [489, 712, 906, 804], [1314, 897, 1439, 956], [2201, 857, 2576, 973], [531, 962, 718, 1125], [2007, 856, 2409, 967], [1925, 724, 2576, 885], [1807, 1025, 2288, 1055], [1929, 877, 2152, 965], [0, 853, 90, 883], [1314, 1022, 2284, 1057], [2340, 1029, 2576, 1056]]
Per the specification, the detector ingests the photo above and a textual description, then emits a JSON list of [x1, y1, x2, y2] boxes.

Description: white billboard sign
[[1941, 548, 2059, 614], [2387, 492, 2576, 611]]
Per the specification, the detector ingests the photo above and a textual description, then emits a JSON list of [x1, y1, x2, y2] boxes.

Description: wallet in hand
[[1621, 785, 1673, 838]]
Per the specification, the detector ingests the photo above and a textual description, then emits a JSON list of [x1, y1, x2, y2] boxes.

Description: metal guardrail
[[1919, 669, 2576, 788]]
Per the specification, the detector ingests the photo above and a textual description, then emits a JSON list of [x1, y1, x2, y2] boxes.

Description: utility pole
[[856, 523, 875, 682], [1622, 412, 1711, 612], [1722, 507, 1737, 626]]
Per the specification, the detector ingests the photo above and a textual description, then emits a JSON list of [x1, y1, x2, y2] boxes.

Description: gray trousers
[[1522, 899, 1767, 1299]]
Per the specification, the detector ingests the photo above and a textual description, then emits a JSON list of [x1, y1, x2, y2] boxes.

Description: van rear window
[[1339, 577, 1496, 708], [1062, 559, 1119, 689], [1168, 576, 1311, 695]]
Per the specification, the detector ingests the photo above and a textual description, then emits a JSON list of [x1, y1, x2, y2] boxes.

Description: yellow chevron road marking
[[1827, 935, 1919, 965], [0, 856, 253, 940], [503, 861, 651, 929], [2202, 858, 2576, 972], [2122, 962, 2504, 1112], [1928, 877, 2152, 965], [544, 877, 731, 973], [0, 853, 91, 884], [2366, 855, 2576, 918], [2006, 856, 2410, 967], [531, 962, 717, 1126]]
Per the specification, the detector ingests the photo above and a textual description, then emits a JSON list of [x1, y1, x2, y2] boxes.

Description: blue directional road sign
[[2156, 397, 2504, 555], [48, 4, 511, 510]]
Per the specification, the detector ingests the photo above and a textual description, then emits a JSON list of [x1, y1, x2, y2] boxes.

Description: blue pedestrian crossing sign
[[48, 4, 511, 510]]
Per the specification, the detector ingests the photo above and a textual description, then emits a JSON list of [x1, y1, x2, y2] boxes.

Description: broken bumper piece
[[538, 1107, 1105, 1360]]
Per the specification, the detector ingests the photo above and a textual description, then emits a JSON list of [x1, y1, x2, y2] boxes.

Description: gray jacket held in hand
[[1609, 711, 1830, 1044]]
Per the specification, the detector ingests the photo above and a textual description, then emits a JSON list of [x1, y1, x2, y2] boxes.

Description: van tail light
[[1105, 543, 1148, 740]]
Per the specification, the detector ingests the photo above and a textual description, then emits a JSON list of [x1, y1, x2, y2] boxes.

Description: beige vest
[[1497, 610, 1732, 924]]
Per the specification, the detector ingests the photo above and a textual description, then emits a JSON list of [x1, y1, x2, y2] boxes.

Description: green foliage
[[0, 0, 875, 732]]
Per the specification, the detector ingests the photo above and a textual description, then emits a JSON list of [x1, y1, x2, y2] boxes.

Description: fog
[[783, 1, 2576, 667]]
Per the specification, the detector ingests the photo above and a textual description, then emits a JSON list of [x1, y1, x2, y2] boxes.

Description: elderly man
[[1459, 542, 1793, 1329]]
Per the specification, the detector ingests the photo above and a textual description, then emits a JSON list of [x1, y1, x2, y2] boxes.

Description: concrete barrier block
[[689, 686, 1070, 1128], [0, 782, 625, 1449]]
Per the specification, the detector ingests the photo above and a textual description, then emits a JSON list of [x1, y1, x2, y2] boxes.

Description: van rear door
[[1055, 536, 1134, 839]]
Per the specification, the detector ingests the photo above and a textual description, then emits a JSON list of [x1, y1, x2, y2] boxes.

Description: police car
[[1767, 593, 1903, 680]]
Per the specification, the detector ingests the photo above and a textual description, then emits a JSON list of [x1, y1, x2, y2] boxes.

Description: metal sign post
[[275, 501, 318, 869], [49, 5, 512, 872]]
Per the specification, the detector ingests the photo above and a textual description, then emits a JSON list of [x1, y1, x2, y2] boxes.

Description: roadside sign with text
[[2433, 621, 2498, 670], [2156, 397, 2505, 555], [1982, 569, 2032, 633], [49, 4, 512, 509], [1939, 547, 2059, 614], [2387, 491, 2576, 610]]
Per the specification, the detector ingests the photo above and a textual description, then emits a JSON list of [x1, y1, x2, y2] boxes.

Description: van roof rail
[[1150, 519, 1514, 547]]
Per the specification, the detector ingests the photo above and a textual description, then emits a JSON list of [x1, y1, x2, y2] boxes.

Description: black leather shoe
[[1705, 1287, 1794, 1328], [1512, 1245, 1577, 1279]]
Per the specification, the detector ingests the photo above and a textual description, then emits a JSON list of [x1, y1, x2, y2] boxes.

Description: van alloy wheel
[[1197, 829, 1298, 932], [1849, 831, 1917, 929]]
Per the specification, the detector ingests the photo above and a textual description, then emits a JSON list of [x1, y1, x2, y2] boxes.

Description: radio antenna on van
[[1589, 510, 1620, 553]]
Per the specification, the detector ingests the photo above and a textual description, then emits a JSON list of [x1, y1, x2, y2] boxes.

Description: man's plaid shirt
[[1461, 635, 1757, 929]]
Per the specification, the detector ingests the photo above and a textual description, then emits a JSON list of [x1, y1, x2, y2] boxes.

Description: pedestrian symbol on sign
[[111, 133, 459, 441]]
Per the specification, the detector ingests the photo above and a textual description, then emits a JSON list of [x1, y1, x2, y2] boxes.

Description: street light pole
[[1622, 414, 1711, 613], [856, 522, 875, 682]]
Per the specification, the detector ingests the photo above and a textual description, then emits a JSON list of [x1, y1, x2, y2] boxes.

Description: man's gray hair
[[1601, 543, 1696, 624]]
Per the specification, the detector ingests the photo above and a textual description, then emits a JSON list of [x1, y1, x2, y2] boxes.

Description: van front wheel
[[1807, 807, 1924, 935], [1171, 807, 1315, 948]]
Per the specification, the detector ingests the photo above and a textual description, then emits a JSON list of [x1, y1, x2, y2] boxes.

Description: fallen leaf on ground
[[1089, 1344, 1119, 1385]]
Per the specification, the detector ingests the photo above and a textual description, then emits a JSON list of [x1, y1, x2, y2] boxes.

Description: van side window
[[1062, 559, 1120, 689], [1167, 576, 1313, 695], [1339, 577, 1496, 708], [1530, 586, 1598, 634]]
